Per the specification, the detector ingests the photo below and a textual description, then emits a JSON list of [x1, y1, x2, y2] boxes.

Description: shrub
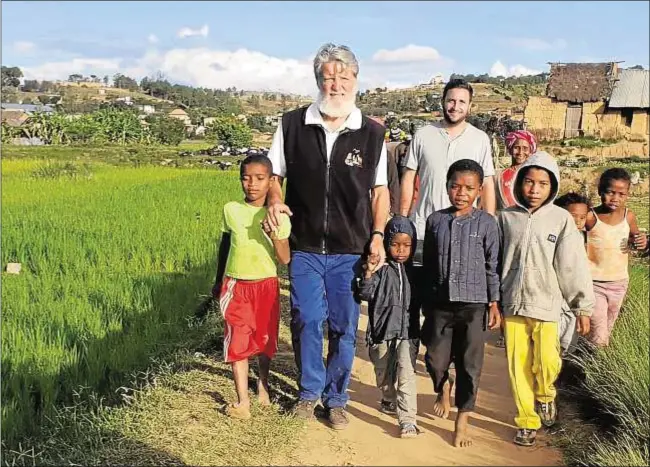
[[205, 116, 253, 149], [146, 114, 187, 146]]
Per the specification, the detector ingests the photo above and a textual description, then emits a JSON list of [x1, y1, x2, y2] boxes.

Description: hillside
[[358, 82, 546, 119], [12, 77, 544, 121]]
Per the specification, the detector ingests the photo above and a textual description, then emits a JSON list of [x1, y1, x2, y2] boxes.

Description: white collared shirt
[[267, 103, 388, 186]]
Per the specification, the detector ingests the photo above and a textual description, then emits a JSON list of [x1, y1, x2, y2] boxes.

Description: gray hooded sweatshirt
[[498, 151, 595, 322]]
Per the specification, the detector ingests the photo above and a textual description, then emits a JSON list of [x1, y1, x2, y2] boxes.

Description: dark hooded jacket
[[355, 216, 419, 344]]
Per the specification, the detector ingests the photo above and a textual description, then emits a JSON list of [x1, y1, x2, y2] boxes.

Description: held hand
[[488, 303, 501, 330], [261, 218, 278, 239], [576, 315, 591, 336], [266, 201, 293, 231], [364, 258, 379, 278], [367, 235, 386, 273]]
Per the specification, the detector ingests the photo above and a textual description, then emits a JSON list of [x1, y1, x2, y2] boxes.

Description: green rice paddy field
[[2, 148, 648, 465], [2, 156, 242, 444]]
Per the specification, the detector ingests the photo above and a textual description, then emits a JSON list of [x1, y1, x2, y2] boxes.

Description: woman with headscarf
[[496, 130, 537, 210], [495, 130, 537, 348]]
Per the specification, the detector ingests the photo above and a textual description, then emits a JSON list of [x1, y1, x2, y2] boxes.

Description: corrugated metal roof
[[0, 103, 55, 112], [608, 69, 649, 108]]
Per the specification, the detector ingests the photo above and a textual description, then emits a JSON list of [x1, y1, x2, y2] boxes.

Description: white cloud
[[489, 60, 542, 78], [13, 41, 36, 54], [507, 37, 567, 51], [21, 58, 121, 81], [16, 44, 458, 95], [148, 34, 159, 44], [372, 44, 441, 63], [177, 25, 209, 39]]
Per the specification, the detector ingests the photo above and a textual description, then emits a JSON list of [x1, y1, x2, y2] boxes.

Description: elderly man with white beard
[[264, 43, 390, 430]]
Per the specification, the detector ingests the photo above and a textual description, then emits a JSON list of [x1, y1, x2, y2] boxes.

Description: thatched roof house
[[525, 62, 649, 147], [546, 62, 618, 103]]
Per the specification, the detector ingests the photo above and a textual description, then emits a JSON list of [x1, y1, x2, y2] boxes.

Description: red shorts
[[220, 276, 280, 363]]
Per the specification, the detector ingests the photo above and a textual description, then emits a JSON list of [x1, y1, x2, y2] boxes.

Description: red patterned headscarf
[[505, 130, 537, 155]]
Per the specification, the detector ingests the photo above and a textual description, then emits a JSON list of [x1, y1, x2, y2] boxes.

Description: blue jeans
[[289, 251, 361, 408]]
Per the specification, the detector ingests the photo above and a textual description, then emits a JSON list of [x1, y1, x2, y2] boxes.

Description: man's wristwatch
[[371, 230, 384, 239]]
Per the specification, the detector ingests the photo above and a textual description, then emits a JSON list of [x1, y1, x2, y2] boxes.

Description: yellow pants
[[504, 316, 562, 430]]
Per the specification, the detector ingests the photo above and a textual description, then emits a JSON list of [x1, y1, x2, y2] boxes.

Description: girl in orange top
[[496, 130, 537, 211], [585, 168, 647, 347]]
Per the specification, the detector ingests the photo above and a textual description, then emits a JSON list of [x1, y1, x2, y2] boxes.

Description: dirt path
[[275, 309, 563, 466]]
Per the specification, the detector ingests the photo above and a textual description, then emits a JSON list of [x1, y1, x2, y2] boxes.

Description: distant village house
[[168, 108, 194, 133], [524, 62, 649, 143]]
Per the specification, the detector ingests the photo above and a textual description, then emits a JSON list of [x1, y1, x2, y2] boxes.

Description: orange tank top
[[587, 209, 630, 281]]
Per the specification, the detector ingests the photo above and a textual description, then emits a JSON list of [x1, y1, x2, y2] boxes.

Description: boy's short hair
[[446, 159, 484, 185], [240, 154, 273, 178], [555, 192, 591, 209], [442, 78, 474, 102], [598, 167, 631, 194]]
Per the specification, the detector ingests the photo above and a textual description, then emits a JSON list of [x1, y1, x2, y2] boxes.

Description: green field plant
[[565, 266, 649, 466], [1, 159, 241, 444]]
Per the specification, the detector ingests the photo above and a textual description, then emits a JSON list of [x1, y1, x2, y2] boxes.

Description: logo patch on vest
[[344, 149, 363, 168], [547, 234, 557, 243]]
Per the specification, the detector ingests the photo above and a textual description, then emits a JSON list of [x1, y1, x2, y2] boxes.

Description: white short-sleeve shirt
[[267, 103, 388, 186]]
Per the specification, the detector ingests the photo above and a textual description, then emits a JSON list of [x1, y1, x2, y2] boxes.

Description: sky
[[2, 1, 649, 95]]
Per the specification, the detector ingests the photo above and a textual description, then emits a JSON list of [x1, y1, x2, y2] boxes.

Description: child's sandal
[[399, 423, 421, 438], [225, 403, 251, 420]]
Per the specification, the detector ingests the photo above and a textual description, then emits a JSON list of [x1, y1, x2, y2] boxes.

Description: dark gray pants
[[369, 338, 419, 425], [422, 302, 487, 412]]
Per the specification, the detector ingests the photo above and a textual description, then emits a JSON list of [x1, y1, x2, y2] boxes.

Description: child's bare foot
[[433, 380, 452, 419], [453, 412, 472, 448], [257, 380, 271, 406], [226, 402, 251, 420]]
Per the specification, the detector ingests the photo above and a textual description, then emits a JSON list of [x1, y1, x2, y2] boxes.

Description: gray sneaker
[[293, 399, 317, 420], [514, 428, 537, 446], [327, 407, 349, 430], [536, 400, 558, 428], [379, 399, 397, 415]]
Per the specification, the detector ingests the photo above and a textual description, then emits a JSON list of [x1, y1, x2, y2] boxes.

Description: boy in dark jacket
[[356, 215, 420, 439], [422, 159, 501, 448]]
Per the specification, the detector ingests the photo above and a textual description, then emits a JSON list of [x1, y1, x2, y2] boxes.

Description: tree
[[68, 74, 83, 83], [145, 114, 186, 145], [1, 89, 20, 103], [247, 114, 273, 133], [249, 94, 261, 109], [205, 116, 253, 149], [22, 80, 40, 92], [103, 75, 110, 86], [280, 94, 289, 111], [2, 66, 23, 88], [40, 80, 54, 92], [113, 73, 139, 91]]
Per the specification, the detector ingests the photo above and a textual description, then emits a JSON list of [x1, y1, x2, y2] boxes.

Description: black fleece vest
[[282, 106, 385, 255]]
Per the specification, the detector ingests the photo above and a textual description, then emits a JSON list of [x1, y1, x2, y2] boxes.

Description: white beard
[[316, 87, 358, 119]]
